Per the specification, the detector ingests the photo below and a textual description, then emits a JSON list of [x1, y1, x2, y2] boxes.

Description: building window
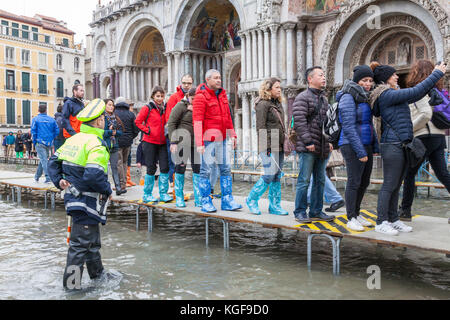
[[39, 74, 47, 94], [22, 25, 29, 39], [74, 57, 80, 72], [44, 35, 50, 44], [39, 52, 47, 69], [32, 27, 38, 41], [6, 99, 16, 124], [62, 38, 69, 47], [22, 100, 31, 125], [22, 72, 30, 93], [57, 78, 64, 98], [5, 46, 15, 64], [56, 54, 63, 70], [1, 20, 9, 35], [21, 49, 30, 66], [416, 46, 425, 60], [6, 70, 15, 91], [388, 51, 396, 65], [11, 22, 19, 37]]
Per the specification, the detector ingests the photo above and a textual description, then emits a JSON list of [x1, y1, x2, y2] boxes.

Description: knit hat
[[352, 65, 374, 83], [372, 64, 396, 84], [115, 96, 126, 105]]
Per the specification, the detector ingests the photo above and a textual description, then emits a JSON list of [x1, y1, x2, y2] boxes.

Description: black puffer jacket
[[292, 87, 330, 159], [114, 102, 139, 148]]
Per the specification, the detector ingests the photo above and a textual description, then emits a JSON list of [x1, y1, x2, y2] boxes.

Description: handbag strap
[[270, 106, 287, 135], [380, 117, 404, 143]]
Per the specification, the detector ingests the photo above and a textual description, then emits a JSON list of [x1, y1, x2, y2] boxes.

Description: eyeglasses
[[182, 82, 193, 85]]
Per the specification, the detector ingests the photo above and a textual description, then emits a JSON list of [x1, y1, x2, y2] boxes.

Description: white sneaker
[[347, 218, 364, 231], [375, 221, 399, 236], [357, 215, 373, 227], [391, 220, 413, 233]]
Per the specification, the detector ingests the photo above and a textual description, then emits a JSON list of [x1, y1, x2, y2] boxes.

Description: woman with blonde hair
[[246, 77, 289, 215]]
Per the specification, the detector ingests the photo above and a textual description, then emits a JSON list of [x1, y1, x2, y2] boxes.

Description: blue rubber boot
[[159, 173, 174, 203], [220, 175, 242, 211], [198, 175, 216, 213], [174, 173, 186, 208], [143, 174, 158, 203], [246, 177, 270, 215], [192, 173, 201, 207], [268, 181, 289, 215]]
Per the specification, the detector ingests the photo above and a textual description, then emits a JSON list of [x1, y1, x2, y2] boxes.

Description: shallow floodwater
[[0, 163, 449, 300]]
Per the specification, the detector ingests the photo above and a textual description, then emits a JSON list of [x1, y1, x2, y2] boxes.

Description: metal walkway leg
[[51, 192, 56, 210], [147, 207, 153, 233], [136, 205, 140, 231], [205, 217, 230, 249], [307, 233, 342, 275], [16, 187, 21, 205], [11, 187, 15, 203]]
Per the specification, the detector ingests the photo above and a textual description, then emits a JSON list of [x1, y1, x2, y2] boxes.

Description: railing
[[92, 0, 144, 23]]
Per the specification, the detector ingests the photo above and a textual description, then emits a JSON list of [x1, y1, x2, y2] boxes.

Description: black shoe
[[309, 211, 335, 222], [399, 206, 412, 222], [325, 200, 345, 212], [116, 189, 127, 196], [294, 213, 311, 224]]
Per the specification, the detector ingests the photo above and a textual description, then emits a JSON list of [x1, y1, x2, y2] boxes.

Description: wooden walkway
[[0, 169, 448, 275]]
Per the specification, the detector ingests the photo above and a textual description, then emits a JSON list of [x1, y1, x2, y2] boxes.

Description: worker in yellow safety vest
[[48, 98, 113, 290]]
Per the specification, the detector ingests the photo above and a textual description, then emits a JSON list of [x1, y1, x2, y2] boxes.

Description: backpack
[[430, 89, 450, 129], [324, 102, 341, 149]]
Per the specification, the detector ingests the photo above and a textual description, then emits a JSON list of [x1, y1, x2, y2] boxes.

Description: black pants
[[173, 145, 201, 174], [341, 144, 373, 220], [63, 223, 103, 289], [143, 141, 169, 175], [377, 143, 408, 225], [401, 135, 450, 209]]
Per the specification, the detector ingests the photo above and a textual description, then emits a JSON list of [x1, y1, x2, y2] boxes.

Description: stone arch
[[172, 0, 246, 52], [116, 12, 166, 66], [101, 76, 111, 99], [320, 0, 448, 86], [93, 34, 109, 73]]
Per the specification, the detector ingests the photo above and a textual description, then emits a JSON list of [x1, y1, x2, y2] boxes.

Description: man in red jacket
[[165, 74, 194, 186], [193, 69, 242, 213]]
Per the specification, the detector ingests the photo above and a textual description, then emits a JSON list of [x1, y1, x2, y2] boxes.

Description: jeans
[[210, 163, 220, 190], [35, 143, 51, 181], [259, 151, 284, 184], [341, 144, 373, 220], [294, 152, 327, 216], [200, 140, 232, 180], [54, 138, 65, 152], [307, 169, 343, 205], [377, 143, 407, 225], [401, 135, 450, 210], [166, 139, 175, 183]]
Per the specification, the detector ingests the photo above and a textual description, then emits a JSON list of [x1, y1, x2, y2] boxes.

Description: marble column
[[173, 52, 181, 92], [296, 23, 306, 85], [257, 29, 264, 79], [192, 54, 198, 85], [184, 52, 191, 77], [110, 70, 116, 99], [241, 93, 250, 154], [306, 24, 314, 69], [133, 68, 138, 101], [166, 53, 173, 94], [205, 55, 211, 72], [139, 68, 145, 101], [115, 68, 120, 98], [263, 27, 270, 78], [93, 74, 98, 98], [270, 24, 279, 77], [251, 30, 258, 80], [240, 32, 247, 81], [125, 67, 131, 100], [245, 31, 252, 81], [153, 68, 160, 88], [147, 68, 153, 98], [199, 55, 205, 83], [284, 23, 296, 86]]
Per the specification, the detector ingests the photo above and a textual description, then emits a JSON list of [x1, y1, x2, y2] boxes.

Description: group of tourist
[[38, 61, 448, 290], [2, 130, 33, 159]]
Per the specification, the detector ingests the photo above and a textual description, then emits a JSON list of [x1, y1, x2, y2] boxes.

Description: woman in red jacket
[[135, 86, 173, 203]]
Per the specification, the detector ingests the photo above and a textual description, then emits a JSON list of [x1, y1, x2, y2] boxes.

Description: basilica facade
[[88, 0, 450, 155]]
